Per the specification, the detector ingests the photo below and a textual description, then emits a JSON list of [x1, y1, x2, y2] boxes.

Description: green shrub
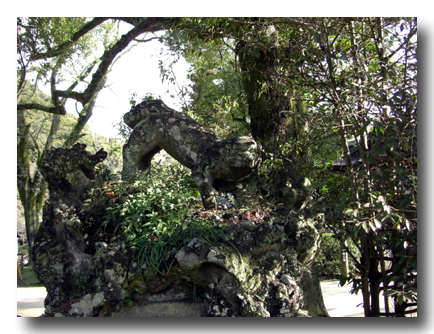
[[92, 162, 226, 276], [314, 233, 340, 278], [314, 233, 359, 278]]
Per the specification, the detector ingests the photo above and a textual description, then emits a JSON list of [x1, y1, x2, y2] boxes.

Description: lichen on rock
[[122, 99, 262, 209], [32, 132, 328, 318]]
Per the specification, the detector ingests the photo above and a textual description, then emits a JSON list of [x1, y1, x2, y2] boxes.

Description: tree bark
[[235, 40, 289, 149], [17, 103, 66, 115]]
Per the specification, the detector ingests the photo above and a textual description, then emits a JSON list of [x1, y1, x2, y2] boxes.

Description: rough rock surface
[[122, 99, 261, 209], [33, 143, 328, 317]]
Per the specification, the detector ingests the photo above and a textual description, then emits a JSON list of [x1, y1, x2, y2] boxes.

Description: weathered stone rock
[[33, 141, 329, 317], [41, 142, 107, 206], [112, 302, 206, 317], [33, 144, 109, 315], [122, 99, 261, 209], [69, 292, 105, 317]]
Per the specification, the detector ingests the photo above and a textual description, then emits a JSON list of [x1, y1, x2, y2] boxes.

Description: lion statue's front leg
[[191, 170, 218, 209]]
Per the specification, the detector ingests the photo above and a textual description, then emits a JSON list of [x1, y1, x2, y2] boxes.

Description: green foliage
[[91, 163, 227, 276], [123, 297, 134, 307], [314, 236, 340, 278], [75, 270, 92, 295], [17, 17, 119, 87], [18, 80, 124, 171], [314, 233, 359, 278], [17, 265, 44, 287], [302, 17, 418, 315], [128, 91, 162, 107], [103, 138, 124, 173], [333, 104, 417, 307], [159, 29, 250, 138], [112, 116, 132, 142]]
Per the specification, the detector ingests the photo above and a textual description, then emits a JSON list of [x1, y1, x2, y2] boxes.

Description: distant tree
[[17, 17, 119, 259]]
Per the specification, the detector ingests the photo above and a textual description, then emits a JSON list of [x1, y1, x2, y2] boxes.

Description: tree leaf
[[344, 208, 353, 215], [405, 219, 414, 232], [399, 198, 413, 210], [354, 222, 361, 235], [397, 293, 405, 305], [384, 289, 398, 297], [334, 204, 346, 213], [369, 219, 382, 234], [325, 201, 338, 209]]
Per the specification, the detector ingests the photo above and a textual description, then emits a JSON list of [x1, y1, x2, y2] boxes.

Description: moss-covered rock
[[33, 136, 328, 317], [122, 100, 261, 209]]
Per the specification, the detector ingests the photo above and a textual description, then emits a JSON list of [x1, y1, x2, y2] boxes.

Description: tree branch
[[54, 17, 173, 106], [116, 17, 181, 32], [134, 36, 161, 43], [385, 27, 417, 63], [29, 17, 111, 61], [17, 104, 66, 115], [63, 75, 108, 147]]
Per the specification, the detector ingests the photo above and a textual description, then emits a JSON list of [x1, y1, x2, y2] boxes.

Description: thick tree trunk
[[17, 160, 45, 263], [17, 167, 42, 262], [358, 228, 372, 317], [17, 112, 35, 260], [236, 41, 289, 150]]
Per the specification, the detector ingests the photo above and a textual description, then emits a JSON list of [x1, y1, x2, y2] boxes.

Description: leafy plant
[[75, 270, 91, 295], [123, 297, 134, 307], [314, 233, 359, 278], [92, 162, 228, 276]]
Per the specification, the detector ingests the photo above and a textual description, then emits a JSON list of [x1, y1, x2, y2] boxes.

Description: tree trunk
[[358, 228, 372, 316], [17, 111, 35, 260], [236, 40, 289, 150], [23, 196, 38, 258]]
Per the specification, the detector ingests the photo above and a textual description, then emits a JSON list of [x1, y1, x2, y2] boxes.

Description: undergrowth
[[86, 162, 228, 276]]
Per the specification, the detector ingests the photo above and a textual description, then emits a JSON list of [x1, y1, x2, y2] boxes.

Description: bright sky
[[34, 25, 192, 140], [88, 35, 191, 139]]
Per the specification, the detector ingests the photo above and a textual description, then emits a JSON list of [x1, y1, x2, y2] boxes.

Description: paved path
[[320, 280, 374, 317], [16, 281, 385, 317], [17, 286, 46, 317]]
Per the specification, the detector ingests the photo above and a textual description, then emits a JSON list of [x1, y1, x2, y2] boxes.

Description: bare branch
[[134, 36, 161, 43]]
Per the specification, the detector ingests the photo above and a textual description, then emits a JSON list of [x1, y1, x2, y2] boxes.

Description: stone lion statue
[[122, 99, 261, 209]]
